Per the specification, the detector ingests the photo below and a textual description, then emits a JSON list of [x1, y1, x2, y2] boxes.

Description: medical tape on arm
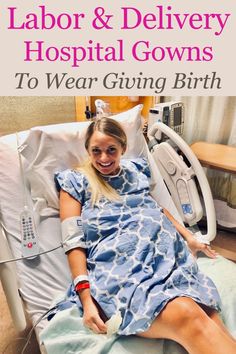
[[61, 216, 86, 253]]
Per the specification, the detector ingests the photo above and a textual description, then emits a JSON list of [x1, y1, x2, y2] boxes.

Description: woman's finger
[[202, 245, 217, 258], [85, 316, 107, 334], [94, 316, 107, 333], [84, 319, 105, 334]]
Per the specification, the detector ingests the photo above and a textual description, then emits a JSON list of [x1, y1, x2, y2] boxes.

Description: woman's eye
[[107, 147, 117, 154], [92, 148, 101, 155]]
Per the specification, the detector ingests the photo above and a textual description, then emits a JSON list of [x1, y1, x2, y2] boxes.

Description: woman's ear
[[121, 143, 127, 155]]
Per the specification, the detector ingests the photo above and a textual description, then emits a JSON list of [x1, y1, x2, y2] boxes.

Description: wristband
[[75, 282, 90, 292], [73, 275, 89, 287]]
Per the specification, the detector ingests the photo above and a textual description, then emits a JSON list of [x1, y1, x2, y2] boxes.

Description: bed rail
[[149, 122, 216, 244]]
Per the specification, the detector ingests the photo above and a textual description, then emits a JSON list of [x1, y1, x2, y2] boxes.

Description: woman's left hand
[[187, 237, 218, 259]]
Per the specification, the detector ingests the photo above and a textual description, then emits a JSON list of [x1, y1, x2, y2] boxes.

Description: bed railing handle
[[149, 122, 216, 243]]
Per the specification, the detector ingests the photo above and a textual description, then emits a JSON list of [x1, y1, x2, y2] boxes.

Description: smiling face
[[88, 130, 124, 175]]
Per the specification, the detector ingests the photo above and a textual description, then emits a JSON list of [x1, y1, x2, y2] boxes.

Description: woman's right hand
[[83, 299, 107, 334]]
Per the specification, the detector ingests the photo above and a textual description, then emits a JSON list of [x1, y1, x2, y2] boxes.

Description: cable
[[20, 306, 57, 354], [0, 243, 63, 264]]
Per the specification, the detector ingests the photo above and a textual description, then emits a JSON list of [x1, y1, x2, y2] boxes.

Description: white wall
[[0, 97, 76, 135]]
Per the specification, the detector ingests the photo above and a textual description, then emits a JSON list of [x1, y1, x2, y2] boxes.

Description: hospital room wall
[[0, 96, 77, 136]]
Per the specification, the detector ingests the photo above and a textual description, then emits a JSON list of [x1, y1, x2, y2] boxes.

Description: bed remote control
[[20, 206, 39, 259]]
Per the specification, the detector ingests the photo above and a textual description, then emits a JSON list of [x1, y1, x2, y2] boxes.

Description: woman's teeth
[[99, 162, 113, 167]]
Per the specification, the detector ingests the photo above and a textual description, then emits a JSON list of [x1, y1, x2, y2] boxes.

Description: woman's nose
[[100, 151, 109, 161]]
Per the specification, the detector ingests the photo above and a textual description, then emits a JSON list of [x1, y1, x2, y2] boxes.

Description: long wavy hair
[[78, 117, 127, 206]]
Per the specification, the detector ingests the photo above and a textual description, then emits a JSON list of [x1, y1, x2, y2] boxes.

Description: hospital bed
[[0, 105, 236, 354]]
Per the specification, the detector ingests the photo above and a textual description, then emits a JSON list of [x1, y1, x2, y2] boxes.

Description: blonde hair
[[78, 117, 127, 206]]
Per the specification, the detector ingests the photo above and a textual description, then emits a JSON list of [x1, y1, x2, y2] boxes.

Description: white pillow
[[21, 105, 147, 216]]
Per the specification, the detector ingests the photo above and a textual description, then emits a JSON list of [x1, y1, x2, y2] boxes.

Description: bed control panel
[[20, 207, 39, 259], [176, 179, 193, 215], [152, 142, 203, 225]]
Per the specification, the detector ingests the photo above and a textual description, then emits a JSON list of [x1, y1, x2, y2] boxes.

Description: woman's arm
[[59, 190, 107, 333], [163, 208, 217, 259], [163, 208, 192, 242]]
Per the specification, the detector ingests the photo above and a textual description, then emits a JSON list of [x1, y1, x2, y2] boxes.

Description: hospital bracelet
[[73, 275, 89, 287], [75, 282, 90, 292]]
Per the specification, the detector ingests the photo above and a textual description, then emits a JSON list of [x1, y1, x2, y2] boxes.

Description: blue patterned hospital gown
[[54, 158, 221, 335]]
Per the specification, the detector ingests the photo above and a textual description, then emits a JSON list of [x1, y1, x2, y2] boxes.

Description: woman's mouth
[[98, 161, 114, 169]]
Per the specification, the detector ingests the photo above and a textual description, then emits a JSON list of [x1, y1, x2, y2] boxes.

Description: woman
[[55, 117, 236, 354]]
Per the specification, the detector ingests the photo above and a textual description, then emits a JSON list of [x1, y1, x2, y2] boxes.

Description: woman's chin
[[100, 168, 114, 175]]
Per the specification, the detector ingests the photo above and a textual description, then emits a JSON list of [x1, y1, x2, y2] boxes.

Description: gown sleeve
[[54, 169, 86, 205]]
